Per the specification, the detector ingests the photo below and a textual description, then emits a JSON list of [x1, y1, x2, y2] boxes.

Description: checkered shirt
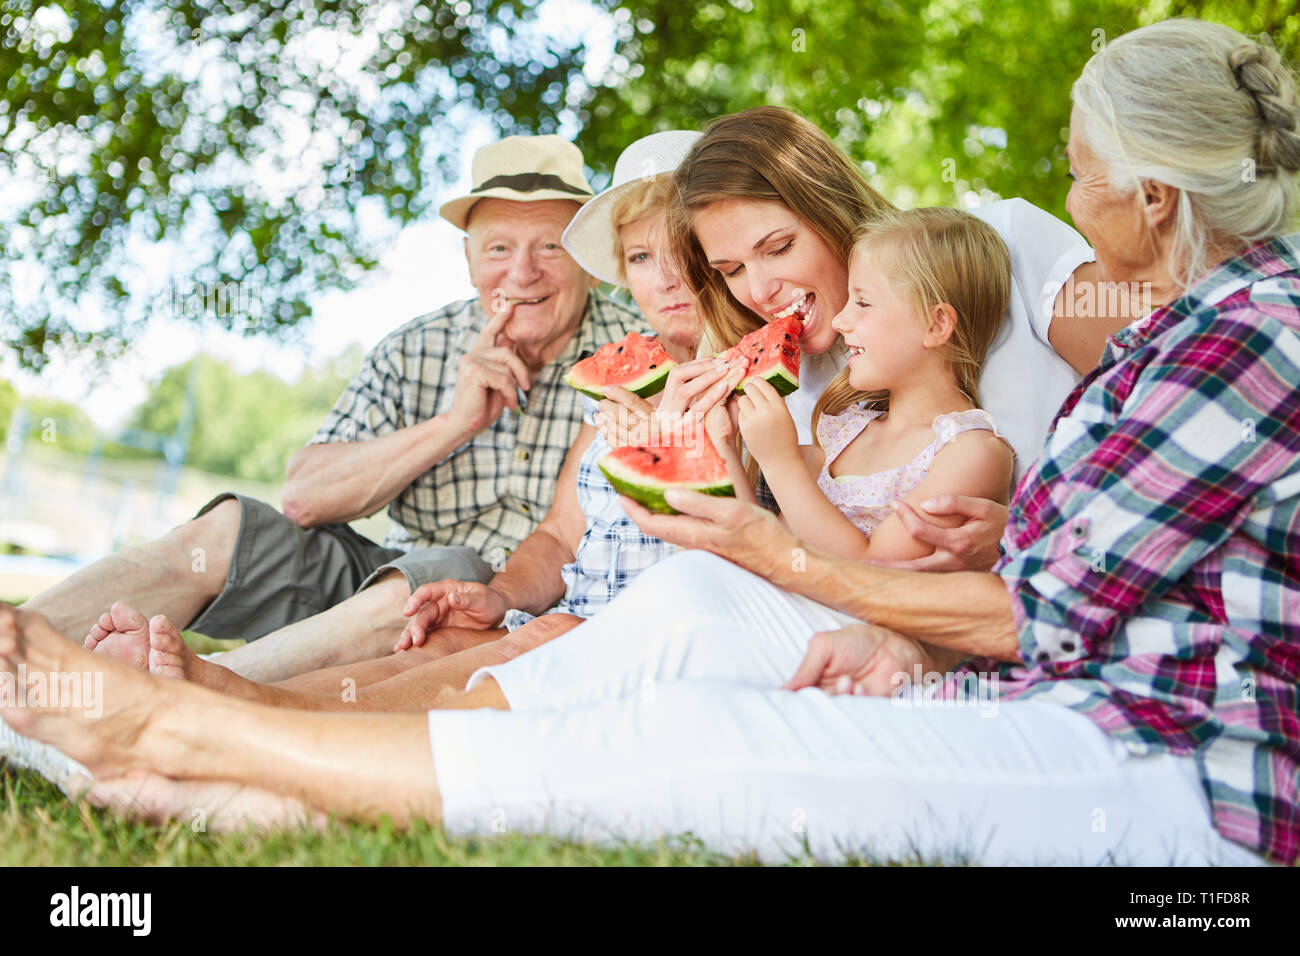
[[311, 292, 648, 559], [503, 396, 678, 629], [962, 234, 1300, 864]]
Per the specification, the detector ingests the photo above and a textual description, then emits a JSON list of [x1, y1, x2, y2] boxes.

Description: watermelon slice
[[716, 316, 802, 396], [598, 427, 735, 514], [564, 332, 676, 401]]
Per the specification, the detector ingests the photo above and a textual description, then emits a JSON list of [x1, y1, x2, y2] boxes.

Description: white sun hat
[[561, 129, 702, 286], [438, 134, 597, 231]]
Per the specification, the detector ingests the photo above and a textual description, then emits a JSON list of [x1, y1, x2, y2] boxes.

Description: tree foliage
[[2, 0, 1296, 369], [1, 0, 587, 368]]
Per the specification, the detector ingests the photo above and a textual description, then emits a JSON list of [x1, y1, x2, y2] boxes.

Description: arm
[[622, 491, 1021, 663], [851, 431, 1014, 563], [1047, 260, 1140, 376], [739, 382, 1015, 563], [395, 425, 594, 649], [284, 303, 529, 527], [283, 415, 479, 527], [488, 424, 594, 614], [704, 402, 758, 506], [759, 449, 874, 559]]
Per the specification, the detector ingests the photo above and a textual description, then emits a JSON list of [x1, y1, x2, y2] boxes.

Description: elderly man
[[19, 135, 647, 683]]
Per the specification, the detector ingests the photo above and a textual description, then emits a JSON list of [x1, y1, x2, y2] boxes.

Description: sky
[[3, 0, 617, 430]]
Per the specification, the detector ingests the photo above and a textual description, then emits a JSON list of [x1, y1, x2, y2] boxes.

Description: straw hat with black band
[[561, 130, 702, 286], [438, 135, 596, 231]]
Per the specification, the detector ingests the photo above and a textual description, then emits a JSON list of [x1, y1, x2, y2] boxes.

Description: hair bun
[[1229, 39, 1300, 173]]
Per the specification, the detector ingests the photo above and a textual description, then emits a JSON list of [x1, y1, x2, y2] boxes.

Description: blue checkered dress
[[504, 398, 677, 629]]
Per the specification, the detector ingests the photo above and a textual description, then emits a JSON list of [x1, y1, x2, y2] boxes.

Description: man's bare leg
[[196, 569, 421, 683], [0, 607, 443, 825], [83, 569, 423, 685], [21, 499, 240, 645]]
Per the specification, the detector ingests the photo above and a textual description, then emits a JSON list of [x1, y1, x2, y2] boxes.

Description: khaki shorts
[[187, 493, 493, 641]]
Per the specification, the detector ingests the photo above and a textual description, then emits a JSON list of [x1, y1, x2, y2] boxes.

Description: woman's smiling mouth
[[770, 291, 816, 332]]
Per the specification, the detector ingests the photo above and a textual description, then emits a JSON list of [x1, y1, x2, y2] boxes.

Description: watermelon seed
[[617, 346, 624, 353], [648, 363, 657, 369]]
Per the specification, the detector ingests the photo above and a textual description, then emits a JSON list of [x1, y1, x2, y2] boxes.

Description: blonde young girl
[[734, 207, 1016, 562]]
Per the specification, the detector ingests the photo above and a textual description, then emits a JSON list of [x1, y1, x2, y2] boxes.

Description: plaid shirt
[[311, 292, 648, 558], [504, 397, 677, 630], [966, 235, 1300, 865]]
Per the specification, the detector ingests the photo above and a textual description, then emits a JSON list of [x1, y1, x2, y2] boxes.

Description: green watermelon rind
[[717, 317, 802, 397], [563, 363, 674, 401], [597, 457, 735, 515], [733, 365, 800, 397]]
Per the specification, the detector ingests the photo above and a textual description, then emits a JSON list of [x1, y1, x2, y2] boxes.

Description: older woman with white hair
[[1, 18, 1298, 866]]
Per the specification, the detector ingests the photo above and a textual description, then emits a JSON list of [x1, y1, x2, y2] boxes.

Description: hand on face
[[447, 300, 531, 436]]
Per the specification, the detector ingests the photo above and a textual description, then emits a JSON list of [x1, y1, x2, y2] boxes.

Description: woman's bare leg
[[146, 614, 507, 711], [272, 626, 506, 694], [73, 771, 329, 832], [423, 613, 585, 711], [156, 612, 581, 713], [0, 607, 442, 825]]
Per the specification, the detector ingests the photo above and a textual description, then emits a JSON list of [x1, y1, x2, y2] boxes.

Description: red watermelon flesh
[[564, 332, 676, 400], [716, 317, 802, 396], [598, 425, 735, 514]]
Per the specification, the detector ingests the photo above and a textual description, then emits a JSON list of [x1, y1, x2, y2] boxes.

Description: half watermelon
[[598, 426, 735, 514], [564, 332, 676, 401], [716, 316, 802, 396]]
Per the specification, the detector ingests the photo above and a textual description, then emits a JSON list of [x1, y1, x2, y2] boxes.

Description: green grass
[[1, 765, 920, 866]]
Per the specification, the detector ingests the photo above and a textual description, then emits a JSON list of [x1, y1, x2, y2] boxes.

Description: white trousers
[[429, 551, 1265, 865]]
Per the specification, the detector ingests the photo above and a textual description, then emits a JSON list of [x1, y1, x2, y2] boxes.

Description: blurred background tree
[[123, 347, 360, 480], [0, 348, 358, 479], [2, 0, 1296, 371]]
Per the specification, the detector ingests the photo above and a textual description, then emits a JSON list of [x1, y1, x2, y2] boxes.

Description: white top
[[785, 198, 1093, 485]]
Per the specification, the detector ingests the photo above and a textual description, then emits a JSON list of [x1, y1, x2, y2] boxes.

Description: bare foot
[[147, 614, 196, 682], [70, 771, 328, 833], [0, 605, 176, 780], [84, 601, 151, 671]]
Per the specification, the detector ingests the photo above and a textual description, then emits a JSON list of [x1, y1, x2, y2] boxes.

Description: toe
[[109, 602, 147, 633]]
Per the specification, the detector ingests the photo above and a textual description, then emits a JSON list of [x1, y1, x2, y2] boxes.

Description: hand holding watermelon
[[735, 377, 801, 467], [619, 486, 799, 578], [654, 357, 740, 423]]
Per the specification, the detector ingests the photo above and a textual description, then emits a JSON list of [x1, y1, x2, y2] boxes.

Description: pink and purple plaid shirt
[[972, 235, 1300, 865]]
